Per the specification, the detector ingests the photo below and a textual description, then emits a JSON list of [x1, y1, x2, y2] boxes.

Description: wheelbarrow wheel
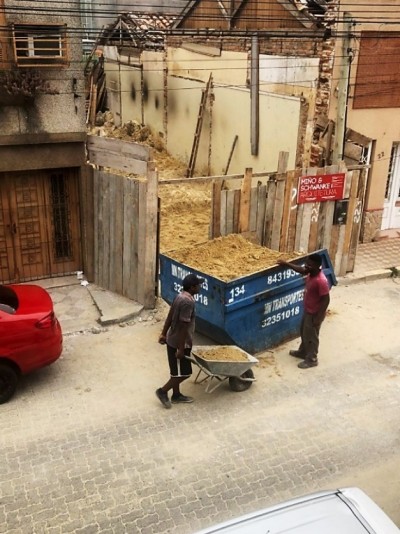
[[229, 369, 255, 392]]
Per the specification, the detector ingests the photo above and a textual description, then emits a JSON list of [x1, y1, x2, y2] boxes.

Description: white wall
[[105, 47, 302, 175], [259, 55, 319, 88], [166, 77, 300, 175]]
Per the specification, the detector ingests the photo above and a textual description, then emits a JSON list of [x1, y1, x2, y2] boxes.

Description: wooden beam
[[160, 169, 275, 185], [87, 135, 151, 175], [211, 180, 222, 238], [238, 168, 252, 233], [250, 36, 259, 156]]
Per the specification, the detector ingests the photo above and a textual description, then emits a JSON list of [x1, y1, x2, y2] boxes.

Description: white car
[[194, 488, 399, 533]]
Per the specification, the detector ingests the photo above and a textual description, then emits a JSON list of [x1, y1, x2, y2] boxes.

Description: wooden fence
[[81, 136, 158, 308], [210, 163, 366, 276]]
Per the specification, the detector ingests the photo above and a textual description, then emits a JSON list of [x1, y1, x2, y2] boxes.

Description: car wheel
[[0, 363, 18, 404], [229, 369, 255, 392]]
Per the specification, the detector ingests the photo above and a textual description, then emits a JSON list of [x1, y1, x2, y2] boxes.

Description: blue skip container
[[159, 248, 337, 354]]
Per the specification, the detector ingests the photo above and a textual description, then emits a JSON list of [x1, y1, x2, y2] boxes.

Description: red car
[[0, 284, 63, 404]]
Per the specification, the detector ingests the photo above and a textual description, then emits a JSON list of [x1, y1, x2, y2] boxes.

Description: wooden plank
[[226, 190, 235, 235], [300, 167, 317, 253], [328, 223, 340, 270], [270, 176, 286, 251], [114, 175, 124, 294], [137, 181, 147, 305], [143, 165, 158, 307], [340, 170, 361, 275], [87, 135, 151, 161], [307, 203, 320, 252], [233, 189, 241, 234], [239, 168, 252, 233], [263, 178, 277, 248], [130, 180, 140, 301], [88, 150, 148, 176], [256, 184, 267, 244], [321, 165, 339, 251], [101, 171, 111, 289], [79, 164, 95, 281], [347, 169, 367, 272], [211, 180, 222, 238], [279, 170, 295, 251], [344, 141, 363, 161], [332, 164, 351, 270], [299, 203, 313, 253], [294, 202, 305, 252], [159, 170, 275, 185], [345, 127, 372, 147], [287, 170, 301, 253], [333, 226, 344, 272], [220, 190, 227, 236], [123, 178, 136, 300], [277, 151, 289, 173], [87, 135, 150, 175], [93, 169, 100, 284], [108, 177, 117, 292], [249, 186, 258, 232]]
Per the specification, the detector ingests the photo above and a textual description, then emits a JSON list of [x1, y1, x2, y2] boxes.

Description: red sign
[[297, 173, 346, 204]]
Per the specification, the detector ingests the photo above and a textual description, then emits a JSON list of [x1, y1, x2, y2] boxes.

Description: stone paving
[[1, 278, 400, 533]]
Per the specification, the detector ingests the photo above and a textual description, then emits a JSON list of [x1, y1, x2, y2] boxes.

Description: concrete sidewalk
[[35, 275, 145, 335]]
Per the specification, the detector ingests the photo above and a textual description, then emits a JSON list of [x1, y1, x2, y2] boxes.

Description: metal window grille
[[13, 24, 67, 67], [50, 174, 72, 260]]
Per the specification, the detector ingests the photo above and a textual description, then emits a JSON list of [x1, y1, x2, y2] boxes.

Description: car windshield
[[0, 286, 18, 313]]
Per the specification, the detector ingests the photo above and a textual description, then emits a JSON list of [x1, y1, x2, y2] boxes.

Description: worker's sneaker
[[289, 350, 305, 359], [298, 359, 318, 369], [155, 388, 171, 409], [171, 394, 194, 404]]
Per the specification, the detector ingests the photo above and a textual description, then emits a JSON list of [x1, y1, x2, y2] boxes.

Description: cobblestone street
[[1, 278, 400, 533]]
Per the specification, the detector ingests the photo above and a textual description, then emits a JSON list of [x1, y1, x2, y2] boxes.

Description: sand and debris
[[195, 346, 249, 362], [165, 234, 299, 281], [90, 117, 211, 253]]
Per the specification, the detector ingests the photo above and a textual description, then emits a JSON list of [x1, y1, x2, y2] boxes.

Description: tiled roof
[[101, 12, 178, 50]]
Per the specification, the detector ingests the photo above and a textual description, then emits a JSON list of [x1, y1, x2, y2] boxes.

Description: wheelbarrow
[[187, 345, 259, 394]]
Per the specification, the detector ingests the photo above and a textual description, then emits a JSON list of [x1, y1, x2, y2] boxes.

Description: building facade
[[0, 0, 86, 282], [329, 0, 400, 241]]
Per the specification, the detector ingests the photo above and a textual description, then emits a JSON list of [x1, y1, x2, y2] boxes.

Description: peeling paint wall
[[105, 46, 301, 175], [2, 0, 85, 137]]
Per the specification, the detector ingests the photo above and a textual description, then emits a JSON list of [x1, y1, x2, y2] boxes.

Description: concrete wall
[[167, 48, 303, 174], [1, 0, 85, 138], [166, 77, 300, 175], [104, 45, 301, 175]]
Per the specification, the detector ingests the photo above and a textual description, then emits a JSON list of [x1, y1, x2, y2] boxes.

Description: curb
[[337, 267, 399, 286]]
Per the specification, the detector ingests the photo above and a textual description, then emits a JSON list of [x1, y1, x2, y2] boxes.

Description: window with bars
[[13, 24, 68, 67]]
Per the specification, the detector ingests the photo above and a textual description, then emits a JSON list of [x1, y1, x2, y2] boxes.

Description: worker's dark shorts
[[167, 344, 192, 378]]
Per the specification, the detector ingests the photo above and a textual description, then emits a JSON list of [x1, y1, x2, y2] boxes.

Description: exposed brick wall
[[310, 37, 335, 166]]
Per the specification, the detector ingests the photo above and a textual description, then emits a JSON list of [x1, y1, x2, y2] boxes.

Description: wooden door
[[0, 169, 81, 283], [0, 184, 17, 283]]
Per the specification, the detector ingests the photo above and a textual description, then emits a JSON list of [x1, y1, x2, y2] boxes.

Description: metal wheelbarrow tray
[[188, 345, 259, 393]]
